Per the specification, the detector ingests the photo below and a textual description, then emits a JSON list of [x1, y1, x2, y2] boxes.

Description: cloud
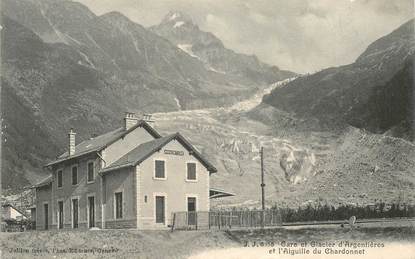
[[76, 0, 413, 73]]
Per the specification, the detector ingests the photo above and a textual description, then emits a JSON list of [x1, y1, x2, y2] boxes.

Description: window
[[87, 162, 94, 182], [72, 198, 79, 228], [57, 170, 63, 188], [88, 196, 95, 228], [187, 163, 197, 180], [44, 203, 49, 230], [154, 160, 165, 179], [58, 201, 64, 229], [187, 197, 197, 225], [115, 192, 123, 219], [72, 166, 78, 185], [155, 196, 165, 224]]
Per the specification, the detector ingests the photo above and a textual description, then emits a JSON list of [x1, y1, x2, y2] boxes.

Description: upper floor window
[[115, 192, 123, 219], [154, 160, 166, 179], [187, 163, 197, 181], [57, 170, 63, 188], [71, 166, 78, 185], [87, 162, 94, 183]]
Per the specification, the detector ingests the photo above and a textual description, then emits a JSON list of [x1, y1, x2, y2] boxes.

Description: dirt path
[[0, 230, 238, 259], [2, 223, 414, 258]]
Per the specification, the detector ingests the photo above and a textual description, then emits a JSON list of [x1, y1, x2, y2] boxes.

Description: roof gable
[[100, 132, 217, 174], [45, 120, 161, 167]]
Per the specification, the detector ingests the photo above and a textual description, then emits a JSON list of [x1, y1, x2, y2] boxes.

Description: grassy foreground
[[0, 229, 237, 259], [1, 223, 414, 259]]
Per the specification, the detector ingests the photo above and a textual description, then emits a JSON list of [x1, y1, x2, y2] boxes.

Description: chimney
[[124, 112, 138, 130], [143, 113, 155, 127], [68, 128, 76, 156]]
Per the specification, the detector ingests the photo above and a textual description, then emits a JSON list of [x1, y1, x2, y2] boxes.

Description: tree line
[[271, 202, 415, 222]]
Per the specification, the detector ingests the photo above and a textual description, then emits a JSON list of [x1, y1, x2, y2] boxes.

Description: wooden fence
[[171, 210, 282, 230]]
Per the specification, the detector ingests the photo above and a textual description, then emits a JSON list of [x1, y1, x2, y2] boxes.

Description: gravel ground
[[1, 220, 414, 259]]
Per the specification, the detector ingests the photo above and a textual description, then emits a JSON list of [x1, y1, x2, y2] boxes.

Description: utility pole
[[260, 147, 265, 228]]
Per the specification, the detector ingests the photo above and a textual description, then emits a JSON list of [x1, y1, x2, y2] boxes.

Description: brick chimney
[[124, 112, 138, 130], [143, 113, 155, 127], [68, 128, 76, 156]]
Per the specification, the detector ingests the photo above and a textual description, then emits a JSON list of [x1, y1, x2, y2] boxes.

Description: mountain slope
[[349, 57, 414, 139], [1, 0, 294, 192], [151, 11, 295, 84], [152, 82, 415, 207], [2, 0, 294, 111], [262, 19, 415, 139], [1, 80, 60, 190]]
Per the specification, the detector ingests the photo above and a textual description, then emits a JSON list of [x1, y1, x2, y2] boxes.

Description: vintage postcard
[[1, 0, 414, 258]]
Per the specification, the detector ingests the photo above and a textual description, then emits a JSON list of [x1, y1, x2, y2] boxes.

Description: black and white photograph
[[0, 0, 414, 258]]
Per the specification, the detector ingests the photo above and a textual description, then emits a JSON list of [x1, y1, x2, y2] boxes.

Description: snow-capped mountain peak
[[174, 21, 185, 28], [168, 12, 181, 21], [161, 11, 193, 26]]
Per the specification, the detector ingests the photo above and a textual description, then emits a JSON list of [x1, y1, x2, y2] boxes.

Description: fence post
[[250, 210, 252, 228], [208, 211, 211, 230], [171, 213, 176, 232], [195, 212, 198, 230], [240, 211, 243, 227], [218, 211, 221, 230], [229, 211, 232, 229]]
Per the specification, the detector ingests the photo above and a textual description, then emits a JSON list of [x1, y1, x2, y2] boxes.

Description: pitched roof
[[45, 120, 161, 167], [1, 204, 28, 218], [209, 187, 236, 199], [31, 175, 53, 188], [100, 132, 217, 174]]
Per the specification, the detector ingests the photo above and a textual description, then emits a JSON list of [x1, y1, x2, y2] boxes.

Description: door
[[88, 196, 95, 228], [43, 204, 48, 230], [187, 197, 197, 225], [72, 199, 79, 228], [155, 196, 165, 224], [58, 201, 63, 229]]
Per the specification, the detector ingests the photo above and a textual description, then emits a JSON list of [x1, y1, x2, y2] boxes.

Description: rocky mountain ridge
[[151, 11, 294, 84], [262, 19, 415, 140]]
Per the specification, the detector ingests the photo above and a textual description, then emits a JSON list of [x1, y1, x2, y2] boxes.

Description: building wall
[[50, 153, 102, 229], [102, 126, 155, 166], [35, 185, 52, 230], [137, 139, 210, 229], [2, 207, 11, 219], [35, 125, 155, 230], [102, 167, 137, 229]]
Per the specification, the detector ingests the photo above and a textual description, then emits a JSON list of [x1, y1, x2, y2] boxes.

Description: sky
[[76, 0, 414, 73]]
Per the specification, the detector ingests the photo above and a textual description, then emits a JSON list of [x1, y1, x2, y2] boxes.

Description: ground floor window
[[115, 192, 123, 219], [43, 203, 48, 230], [155, 196, 165, 224], [58, 201, 64, 229], [72, 198, 79, 228], [187, 197, 197, 225], [88, 196, 95, 228]]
